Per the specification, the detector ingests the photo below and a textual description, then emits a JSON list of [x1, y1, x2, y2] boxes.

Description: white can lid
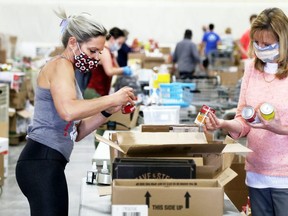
[[260, 103, 274, 115], [241, 106, 254, 119]]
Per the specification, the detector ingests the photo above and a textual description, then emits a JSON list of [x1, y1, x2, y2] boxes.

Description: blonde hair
[[54, 8, 108, 48], [249, 7, 288, 79]]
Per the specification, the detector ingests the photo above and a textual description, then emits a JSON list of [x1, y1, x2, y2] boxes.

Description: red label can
[[121, 103, 136, 114], [194, 105, 216, 126], [200, 105, 216, 114], [241, 106, 260, 123]]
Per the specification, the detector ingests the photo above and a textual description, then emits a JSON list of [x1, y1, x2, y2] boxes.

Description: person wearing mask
[[15, 9, 136, 216], [172, 29, 200, 79], [117, 29, 132, 67], [236, 14, 258, 60], [85, 27, 132, 98], [204, 8, 288, 216], [200, 23, 221, 71]]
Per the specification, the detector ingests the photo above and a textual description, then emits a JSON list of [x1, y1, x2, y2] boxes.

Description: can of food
[[194, 105, 216, 126], [241, 106, 261, 123], [121, 103, 136, 114], [260, 103, 275, 121]]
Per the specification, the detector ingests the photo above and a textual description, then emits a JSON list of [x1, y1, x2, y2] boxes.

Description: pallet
[[9, 133, 26, 145]]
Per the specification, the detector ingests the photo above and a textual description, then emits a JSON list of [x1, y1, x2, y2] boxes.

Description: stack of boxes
[[0, 83, 9, 186], [96, 127, 251, 216]]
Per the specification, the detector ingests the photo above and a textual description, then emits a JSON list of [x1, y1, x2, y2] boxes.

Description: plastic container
[[143, 106, 180, 124], [159, 82, 196, 107]]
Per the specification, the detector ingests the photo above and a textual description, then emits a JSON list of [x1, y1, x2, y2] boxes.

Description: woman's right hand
[[113, 86, 136, 104]]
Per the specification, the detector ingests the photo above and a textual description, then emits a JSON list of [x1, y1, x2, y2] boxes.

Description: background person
[[199, 23, 221, 71], [117, 29, 132, 67], [15, 9, 136, 216], [84, 27, 132, 99], [236, 14, 258, 60], [172, 29, 201, 79], [205, 7, 288, 216]]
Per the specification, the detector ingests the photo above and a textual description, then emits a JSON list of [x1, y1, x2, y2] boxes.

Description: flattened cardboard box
[[95, 131, 251, 179], [112, 177, 235, 216]]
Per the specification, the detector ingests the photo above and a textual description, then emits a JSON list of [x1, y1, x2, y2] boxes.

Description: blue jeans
[[249, 186, 288, 216]]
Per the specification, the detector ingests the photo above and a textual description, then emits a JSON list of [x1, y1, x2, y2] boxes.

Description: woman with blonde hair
[[16, 9, 135, 216], [205, 8, 288, 216]]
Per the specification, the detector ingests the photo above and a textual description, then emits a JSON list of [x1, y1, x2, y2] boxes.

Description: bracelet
[[101, 110, 112, 118]]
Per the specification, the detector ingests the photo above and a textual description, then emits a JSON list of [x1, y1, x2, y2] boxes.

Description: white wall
[[0, 0, 287, 56]]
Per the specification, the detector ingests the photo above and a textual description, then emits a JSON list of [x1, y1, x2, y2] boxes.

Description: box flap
[[222, 143, 252, 155], [215, 167, 238, 187], [116, 131, 207, 145], [97, 131, 252, 157], [95, 133, 125, 153], [123, 144, 227, 157]]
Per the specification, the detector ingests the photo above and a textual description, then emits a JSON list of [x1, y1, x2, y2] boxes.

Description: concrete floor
[[0, 133, 95, 216]]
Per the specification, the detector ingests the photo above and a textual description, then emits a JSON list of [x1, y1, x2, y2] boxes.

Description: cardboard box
[[9, 89, 27, 110], [0, 137, 8, 179], [94, 131, 251, 216], [0, 49, 6, 63], [0, 154, 3, 186], [112, 158, 196, 180], [99, 106, 140, 131], [9, 108, 31, 134], [141, 124, 199, 133], [96, 131, 251, 179], [143, 56, 165, 69], [112, 178, 232, 216], [224, 155, 248, 211]]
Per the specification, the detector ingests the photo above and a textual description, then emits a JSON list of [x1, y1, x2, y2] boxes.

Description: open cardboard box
[[95, 131, 251, 179], [112, 178, 233, 216], [95, 131, 252, 216]]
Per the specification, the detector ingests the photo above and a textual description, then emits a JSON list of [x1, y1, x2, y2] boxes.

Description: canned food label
[[241, 106, 261, 124]]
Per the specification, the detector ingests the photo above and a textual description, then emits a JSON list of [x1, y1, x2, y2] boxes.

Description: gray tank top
[[27, 80, 83, 161]]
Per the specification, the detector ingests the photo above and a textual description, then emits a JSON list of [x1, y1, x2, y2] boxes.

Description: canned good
[[260, 103, 275, 121], [241, 106, 261, 124], [121, 103, 136, 114], [194, 105, 216, 126]]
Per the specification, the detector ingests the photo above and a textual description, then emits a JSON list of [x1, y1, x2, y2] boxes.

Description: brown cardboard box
[[0, 137, 8, 180], [96, 131, 251, 179], [0, 122, 8, 138], [0, 154, 3, 186], [94, 131, 251, 216], [112, 178, 228, 216], [142, 56, 165, 69], [9, 109, 31, 134], [0, 49, 6, 63], [9, 89, 27, 110], [224, 155, 248, 211], [99, 106, 140, 131]]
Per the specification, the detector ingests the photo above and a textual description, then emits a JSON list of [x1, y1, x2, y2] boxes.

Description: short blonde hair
[[249, 8, 288, 79], [54, 8, 108, 48]]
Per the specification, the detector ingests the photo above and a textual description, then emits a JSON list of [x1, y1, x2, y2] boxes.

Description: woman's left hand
[[250, 108, 286, 134]]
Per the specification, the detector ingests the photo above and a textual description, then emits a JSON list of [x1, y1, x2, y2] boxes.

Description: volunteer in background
[[236, 14, 257, 60], [15, 9, 136, 216], [199, 23, 221, 71], [84, 27, 132, 99], [205, 7, 288, 216], [172, 29, 201, 79], [117, 29, 132, 67]]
